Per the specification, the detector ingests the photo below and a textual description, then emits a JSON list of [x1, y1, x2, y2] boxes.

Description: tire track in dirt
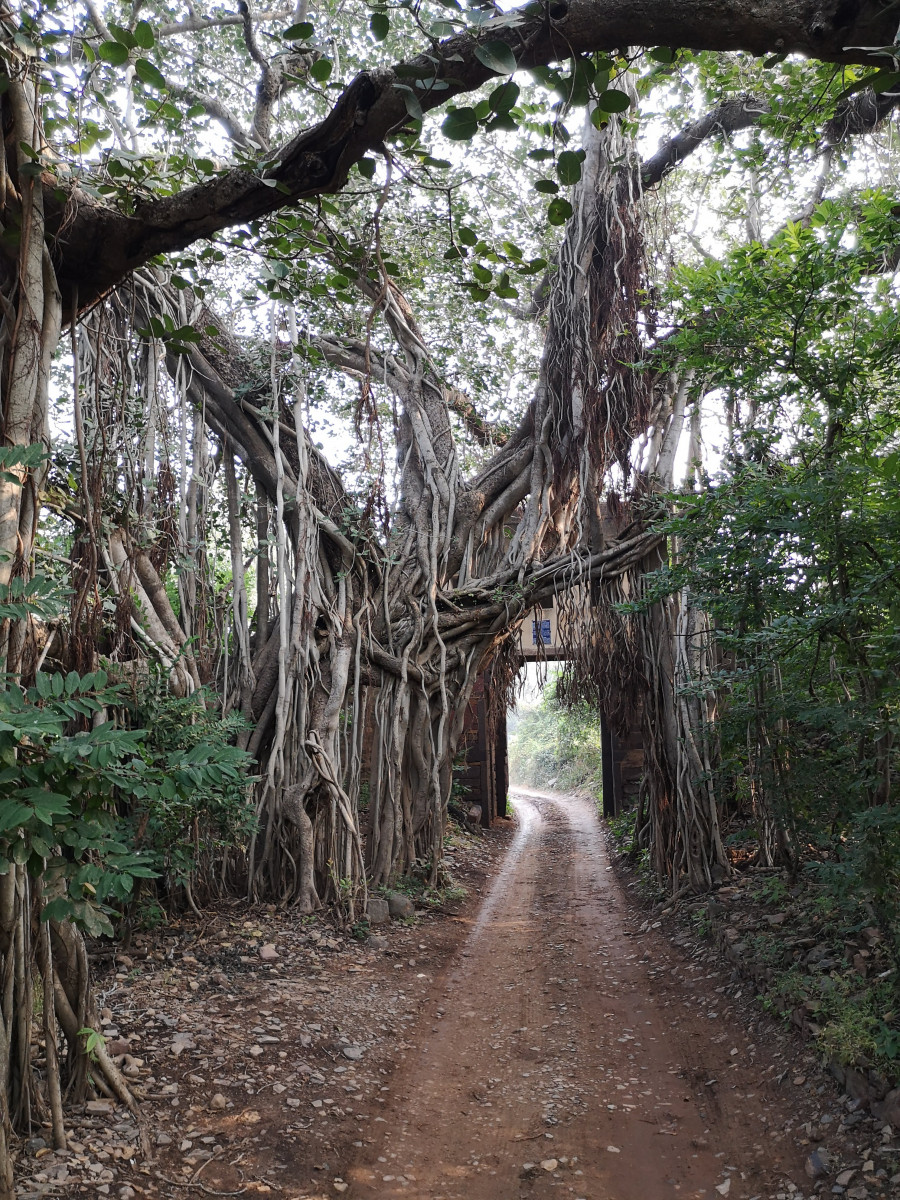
[[343, 788, 806, 1199]]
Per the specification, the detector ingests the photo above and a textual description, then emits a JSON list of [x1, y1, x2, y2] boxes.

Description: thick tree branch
[[156, 9, 293, 39], [822, 87, 900, 147], [81, 0, 111, 42], [168, 84, 256, 149], [643, 87, 900, 192], [49, 0, 899, 318], [641, 94, 770, 188], [316, 334, 411, 396]]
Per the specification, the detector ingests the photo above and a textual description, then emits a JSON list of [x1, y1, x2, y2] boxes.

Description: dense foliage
[[0, 654, 253, 935], [629, 191, 900, 1017], [508, 681, 604, 798]]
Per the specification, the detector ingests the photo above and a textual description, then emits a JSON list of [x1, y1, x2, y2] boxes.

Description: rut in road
[[345, 788, 805, 1200]]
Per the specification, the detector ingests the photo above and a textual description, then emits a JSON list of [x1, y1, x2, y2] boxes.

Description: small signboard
[[532, 618, 552, 646]]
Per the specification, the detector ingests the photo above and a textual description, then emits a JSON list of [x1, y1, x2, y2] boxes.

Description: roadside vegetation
[[508, 680, 604, 800]]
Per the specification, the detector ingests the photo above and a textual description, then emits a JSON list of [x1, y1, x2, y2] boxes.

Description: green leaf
[[70, 899, 114, 939], [369, 12, 390, 41], [556, 149, 583, 186], [596, 88, 631, 114], [133, 20, 155, 49], [871, 70, 900, 94], [283, 21, 314, 40], [489, 81, 519, 113], [442, 107, 478, 141], [26, 792, 71, 825], [458, 226, 478, 246], [0, 801, 31, 832], [534, 178, 559, 194], [401, 88, 423, 121], [647, 47, 675, 64], [134, 58, 166, 90], [358, 157, 376, 179], [41, 895, 75, 925], [547, 196, 573, 226], [474, 40, 517, 76], [108, 21, 136, 48], [13, 31, 38, 56], [98, 41, 129, 66], [529, 65, 559, 90], [309, 57, 333, 83]]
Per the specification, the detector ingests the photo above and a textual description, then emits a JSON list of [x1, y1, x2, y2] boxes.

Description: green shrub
[[0, 665, 254, 935]]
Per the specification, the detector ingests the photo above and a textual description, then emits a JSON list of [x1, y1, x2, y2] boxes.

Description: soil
[[15, 788, 900, 1199]]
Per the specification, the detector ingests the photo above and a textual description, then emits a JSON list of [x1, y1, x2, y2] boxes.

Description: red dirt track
[[344, 788, 803, 1199]]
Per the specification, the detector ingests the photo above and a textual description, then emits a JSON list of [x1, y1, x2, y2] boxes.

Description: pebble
[[806, 1149, 830, 1179], [210, 1093, 227, 1110], [540, 1158, 559, 1171], [342, 1045, 363, 1061]]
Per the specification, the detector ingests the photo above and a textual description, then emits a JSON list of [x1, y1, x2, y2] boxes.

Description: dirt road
[[346, 788, 805, 1200]]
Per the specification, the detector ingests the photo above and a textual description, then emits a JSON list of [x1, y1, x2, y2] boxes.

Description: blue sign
[[532, 618, 552, 646]]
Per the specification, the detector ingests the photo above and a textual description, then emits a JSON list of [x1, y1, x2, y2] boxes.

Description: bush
[[118, 676, 256, 895], [0, 666, 254, 935]]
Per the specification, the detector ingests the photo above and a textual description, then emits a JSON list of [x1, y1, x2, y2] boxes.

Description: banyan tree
[[2, 0, 899, 1184]]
